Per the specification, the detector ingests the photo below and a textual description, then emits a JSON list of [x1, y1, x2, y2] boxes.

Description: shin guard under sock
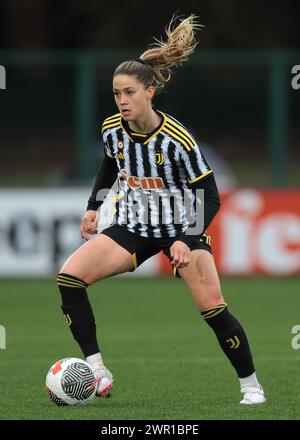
[[57, 273, 100, 357], [202, 303, 255, 378]]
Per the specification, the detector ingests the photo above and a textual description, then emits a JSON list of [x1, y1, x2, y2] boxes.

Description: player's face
[[113, 74, 155, 121]]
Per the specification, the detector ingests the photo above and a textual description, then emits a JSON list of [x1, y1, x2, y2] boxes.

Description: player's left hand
[[170, 241, 190, 269], [80, 210, 100, 241]]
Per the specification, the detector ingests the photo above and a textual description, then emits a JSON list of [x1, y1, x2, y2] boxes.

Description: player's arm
[[170, 174, 220, 267], [81, 155, 118, 240], [86, 155, 118, 211], [177, 173, 220, 246], [179, 139, 220, 234], [170, 141, 220, 264]]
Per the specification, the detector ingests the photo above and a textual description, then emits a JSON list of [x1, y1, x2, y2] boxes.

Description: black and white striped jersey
[[101, 110, 213, 238]]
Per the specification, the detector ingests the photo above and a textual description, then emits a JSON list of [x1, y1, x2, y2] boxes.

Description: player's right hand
[[170, 240, 190, 269], [80, 210, 99, 241]]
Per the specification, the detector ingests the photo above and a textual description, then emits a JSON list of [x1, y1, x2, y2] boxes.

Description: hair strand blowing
[[140, 14, 203, 90], [113, 15, 203, 93]]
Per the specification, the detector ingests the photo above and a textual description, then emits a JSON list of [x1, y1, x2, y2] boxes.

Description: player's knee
[[193, 284, 224, 311], [56, 272, 89, 289], [208, 286, 223, 304]]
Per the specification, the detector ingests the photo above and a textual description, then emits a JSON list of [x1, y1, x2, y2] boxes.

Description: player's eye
[[126, 90, 134, 96], [113, 91, 119, 96]]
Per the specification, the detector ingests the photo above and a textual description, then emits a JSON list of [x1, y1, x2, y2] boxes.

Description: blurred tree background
[[1, 0, 299, 50], [0, 0, 299, 188]]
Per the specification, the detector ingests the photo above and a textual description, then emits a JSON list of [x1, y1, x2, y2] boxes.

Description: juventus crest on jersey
[[101, 110, 213, 238]]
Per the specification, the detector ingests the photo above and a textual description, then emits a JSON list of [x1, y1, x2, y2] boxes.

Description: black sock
[[57, 273, 100, 357], [202, 303, 255, 378]]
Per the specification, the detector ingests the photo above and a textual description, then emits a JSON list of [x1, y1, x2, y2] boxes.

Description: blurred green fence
[[0, 50, 299, 188]]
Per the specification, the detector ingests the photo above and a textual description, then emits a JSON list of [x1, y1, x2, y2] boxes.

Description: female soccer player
[[57, 15, 266, 404]]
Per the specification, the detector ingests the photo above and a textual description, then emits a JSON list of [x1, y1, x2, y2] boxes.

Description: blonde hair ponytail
[[140, 14, 202, 89], [114, 15, 202, 92]]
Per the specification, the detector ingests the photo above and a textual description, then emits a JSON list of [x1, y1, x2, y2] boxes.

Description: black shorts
[[100, 224, 212, 278]]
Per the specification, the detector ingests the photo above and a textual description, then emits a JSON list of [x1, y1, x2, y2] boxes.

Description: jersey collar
[[121, 110, 166, 144]]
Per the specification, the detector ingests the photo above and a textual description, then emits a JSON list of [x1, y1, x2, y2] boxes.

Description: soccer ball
[[46, 357, 98, 406]]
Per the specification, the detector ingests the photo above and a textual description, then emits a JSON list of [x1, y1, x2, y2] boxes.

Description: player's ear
[[146, 86, 156, 100]]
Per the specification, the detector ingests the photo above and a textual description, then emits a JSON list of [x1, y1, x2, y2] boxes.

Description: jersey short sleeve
[[179, 143, 213, 184], [103, 139, 114, 159], [163, 114, 213, 184], [101, 113, 121, 159]]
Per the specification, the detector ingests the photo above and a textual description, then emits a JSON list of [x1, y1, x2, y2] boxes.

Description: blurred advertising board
[[159, 189, 300, 276], [0, 189, 299, 277]]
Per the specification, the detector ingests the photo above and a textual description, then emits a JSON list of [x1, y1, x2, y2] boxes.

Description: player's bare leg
[[178, 249, 266, 404], [60, 233, 134, 284], [57, 233, 135, 397], [177, 249, 224, 311]]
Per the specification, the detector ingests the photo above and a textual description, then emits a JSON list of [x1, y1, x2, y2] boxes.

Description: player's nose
[[120, 94, 128, 105]]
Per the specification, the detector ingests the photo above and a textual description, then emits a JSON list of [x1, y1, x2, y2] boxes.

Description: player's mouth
[[122, 109, 131, 117]]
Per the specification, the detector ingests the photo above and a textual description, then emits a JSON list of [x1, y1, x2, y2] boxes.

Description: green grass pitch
[[0, 276, 299, 420]]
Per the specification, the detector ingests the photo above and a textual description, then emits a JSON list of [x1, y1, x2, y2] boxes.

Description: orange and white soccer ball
[[46, 358, 98, 406]]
